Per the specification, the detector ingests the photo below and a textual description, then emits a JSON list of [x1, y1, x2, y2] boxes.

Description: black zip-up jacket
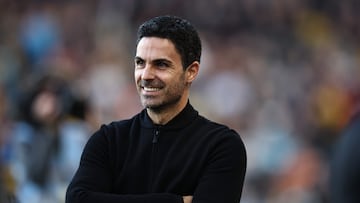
[[66, 103, 247, 203]]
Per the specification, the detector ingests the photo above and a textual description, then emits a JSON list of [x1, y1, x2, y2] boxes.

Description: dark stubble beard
[[140, 74, 187, 113], [145, 93, 182, 113]]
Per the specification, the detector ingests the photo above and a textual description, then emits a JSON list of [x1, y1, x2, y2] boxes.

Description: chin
[[141, 96, 182, 112], [144, 105, 164, 113], [142, 100, 161, 109], [142, 99, 170, 111]]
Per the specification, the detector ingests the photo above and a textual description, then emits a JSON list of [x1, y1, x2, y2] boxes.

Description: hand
[[183, 195, 193, 203]]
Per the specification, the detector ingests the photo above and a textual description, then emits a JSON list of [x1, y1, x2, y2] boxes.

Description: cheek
[[134, 71, 141, 83]]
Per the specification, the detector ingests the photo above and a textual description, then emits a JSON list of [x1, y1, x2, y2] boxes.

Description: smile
[[143, 87, 161, 92]]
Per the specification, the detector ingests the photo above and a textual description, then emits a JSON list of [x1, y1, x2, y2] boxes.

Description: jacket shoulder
[[89, 114, 140, 143]]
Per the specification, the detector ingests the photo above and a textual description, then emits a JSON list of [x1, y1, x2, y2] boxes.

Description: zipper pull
[[153, 129, 159, 143]]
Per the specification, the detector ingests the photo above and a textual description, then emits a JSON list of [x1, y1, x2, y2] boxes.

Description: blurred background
[[0, 0, 359, 202]]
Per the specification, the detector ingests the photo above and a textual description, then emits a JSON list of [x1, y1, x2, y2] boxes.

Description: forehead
[[136, 37, 180, 61]]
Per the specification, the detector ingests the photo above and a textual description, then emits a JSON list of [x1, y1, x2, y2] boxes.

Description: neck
[[147, 98, 188, 125]]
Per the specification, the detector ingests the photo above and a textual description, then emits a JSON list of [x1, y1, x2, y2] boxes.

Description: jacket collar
[[140, 101, 198, 130]]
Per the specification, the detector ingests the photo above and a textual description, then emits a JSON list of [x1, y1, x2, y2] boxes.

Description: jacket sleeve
[[192, 130, 247, 203], [65, 125, 183, 203]]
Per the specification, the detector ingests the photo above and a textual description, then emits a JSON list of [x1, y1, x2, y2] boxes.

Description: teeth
[[143, 87, 160, 92]]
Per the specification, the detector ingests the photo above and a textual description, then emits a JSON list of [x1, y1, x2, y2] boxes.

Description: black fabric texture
[[66, 103, 247, 203]]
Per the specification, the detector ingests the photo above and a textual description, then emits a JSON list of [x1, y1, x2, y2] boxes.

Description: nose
[[141, 64, 155, 80]]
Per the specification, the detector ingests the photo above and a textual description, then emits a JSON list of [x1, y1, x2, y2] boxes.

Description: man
[[66, 15, 247, 203]]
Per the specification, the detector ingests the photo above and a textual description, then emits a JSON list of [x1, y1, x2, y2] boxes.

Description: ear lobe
[[186, 61, 199, 83]]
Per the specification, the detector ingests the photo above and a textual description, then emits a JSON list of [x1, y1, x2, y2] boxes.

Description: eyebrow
[[134, 56, 173, 64], [134, 56, 144, 61], [153, 58, 172, 64]]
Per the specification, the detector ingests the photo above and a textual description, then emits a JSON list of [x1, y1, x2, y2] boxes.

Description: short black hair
[[136, 15, 202, 69]]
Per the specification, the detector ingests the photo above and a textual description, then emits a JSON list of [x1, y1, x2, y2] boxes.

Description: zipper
[[149, 127, 160, 191], [153, 129, 160, 143]]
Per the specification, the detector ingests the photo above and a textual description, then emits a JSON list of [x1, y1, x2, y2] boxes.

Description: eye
[[154, 60, 170, 68], [135, 58, 145, 68]]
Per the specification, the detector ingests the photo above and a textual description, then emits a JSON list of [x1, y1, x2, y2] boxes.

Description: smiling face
[[135, 37, 198, 114]]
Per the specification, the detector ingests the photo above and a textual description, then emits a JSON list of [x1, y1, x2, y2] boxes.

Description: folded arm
[[191, 132, 247, 203], [66, 127, 246, 203], [66, 129, 184, 203]]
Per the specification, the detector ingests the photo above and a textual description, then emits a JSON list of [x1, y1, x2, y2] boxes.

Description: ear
[[185, 61, 199, 84]]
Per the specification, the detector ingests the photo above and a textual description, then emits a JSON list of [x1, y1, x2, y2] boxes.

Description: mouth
[[141, 86, 163, 96], [139, 80, 164, 95], [143, 87, 161, 92]]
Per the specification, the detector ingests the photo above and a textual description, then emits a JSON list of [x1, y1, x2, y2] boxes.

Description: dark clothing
[[330, 112, 360, 203], [66, 103, 247, 203]]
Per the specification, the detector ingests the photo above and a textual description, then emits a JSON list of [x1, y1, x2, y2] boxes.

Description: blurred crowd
[[0, 0, 359, 202]]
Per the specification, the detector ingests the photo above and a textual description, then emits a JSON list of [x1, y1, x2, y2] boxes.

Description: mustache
[[140, 79, 165, 87]]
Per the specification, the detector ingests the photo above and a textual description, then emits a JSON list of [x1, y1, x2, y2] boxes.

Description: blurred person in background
[[9, 74, 70, 203], [66, 15, 247, 203], [8, 73, 91, 203], [330, 106, 360, 203]]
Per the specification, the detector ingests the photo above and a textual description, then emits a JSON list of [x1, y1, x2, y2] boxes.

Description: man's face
[[134, 37, 188, 111]]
